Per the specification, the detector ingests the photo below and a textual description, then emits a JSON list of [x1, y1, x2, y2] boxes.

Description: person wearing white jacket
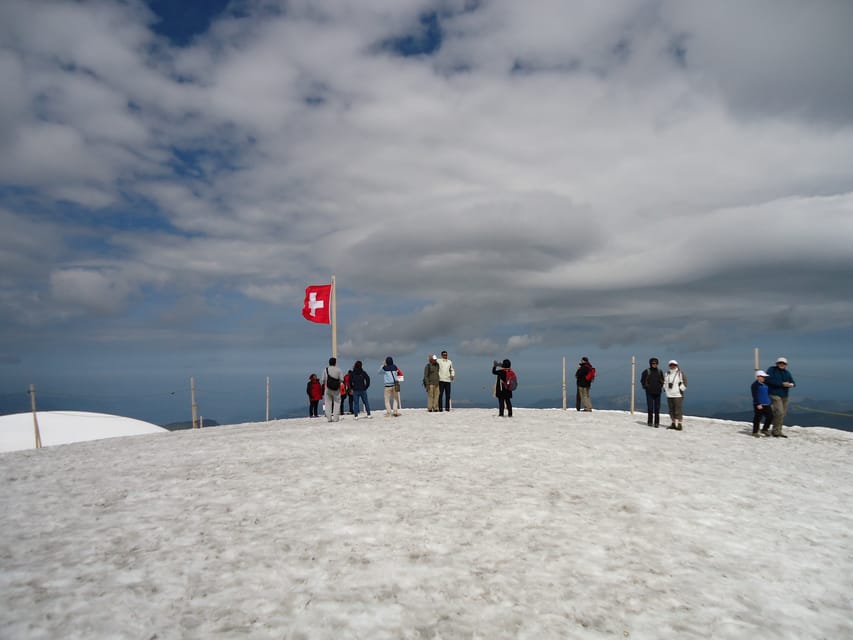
[[664, 360, 688, 430]]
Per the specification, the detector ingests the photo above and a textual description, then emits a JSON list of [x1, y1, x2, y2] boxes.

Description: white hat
[[668, 360, 678, 366], [755, 370, 768, 377], [776, 357, 788, 364], [431, 354, 437, 360]]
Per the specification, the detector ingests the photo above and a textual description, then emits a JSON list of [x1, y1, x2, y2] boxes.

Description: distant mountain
[[163, 419, 221, 431]]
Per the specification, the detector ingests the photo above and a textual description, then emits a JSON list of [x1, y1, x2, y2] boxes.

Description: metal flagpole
[[331, 275, 337, 359]]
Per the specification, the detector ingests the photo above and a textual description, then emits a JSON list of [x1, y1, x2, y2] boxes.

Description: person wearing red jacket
[[306, 374, 323, 418], [343, 370, 354, 414]]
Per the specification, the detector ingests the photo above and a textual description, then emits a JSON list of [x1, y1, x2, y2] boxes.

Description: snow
[[1, 408, 851, 639], [0, 411, 167, 453]]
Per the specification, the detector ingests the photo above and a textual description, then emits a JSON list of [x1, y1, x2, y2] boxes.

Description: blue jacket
[[380, 357, 399, 387], [751, 380, 771, 406], [765, 365, 795, 398]]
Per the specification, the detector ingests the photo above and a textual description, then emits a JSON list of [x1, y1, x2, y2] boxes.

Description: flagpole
[[331, 275, 337, 358]]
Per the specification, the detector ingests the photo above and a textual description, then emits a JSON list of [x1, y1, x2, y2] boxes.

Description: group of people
[[421, 351, 456, 412], [750, 357, 796, 438], [640, 358, 688, 429], [309, 352, 798, 438], [307, 357, 374, 422], [307, 352, 456, 421]]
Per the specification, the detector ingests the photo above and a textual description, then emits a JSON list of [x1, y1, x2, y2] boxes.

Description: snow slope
[[1, 409, 850, 639]]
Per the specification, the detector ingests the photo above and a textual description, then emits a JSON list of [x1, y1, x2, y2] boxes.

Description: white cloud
[[1, 0, 852, 372]]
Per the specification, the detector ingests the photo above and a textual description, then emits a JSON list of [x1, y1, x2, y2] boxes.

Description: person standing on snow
[[321, 357, 344, 422], [640, 357, 665, 427], [751, 370, 773, 437], [437, 350, 455, 412], [349, 361, 372, 420], [765, 357, 796, 438], [575, 357, 594, 412], [423, 354, 440, 412], [306, 373, 322, 418], [380, 356, 401, 417], [492, 359, 514, 418], [664, 359, 687, 430]]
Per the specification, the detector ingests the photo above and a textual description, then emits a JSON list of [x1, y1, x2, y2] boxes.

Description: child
[[751, 370, 773, 437], [306, 374, 322, 418]]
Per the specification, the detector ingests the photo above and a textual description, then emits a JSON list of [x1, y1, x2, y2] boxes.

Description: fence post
[[266, 376, 270, 422], [754, 347, 760, 371], [630, 356, 636, 415], [191, 376, 198, 429], [561, 357, 567, 410], [28, 384, 42, 449]]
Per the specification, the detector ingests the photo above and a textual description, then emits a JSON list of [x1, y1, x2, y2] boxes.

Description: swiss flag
[[302, 284, 332, 324]]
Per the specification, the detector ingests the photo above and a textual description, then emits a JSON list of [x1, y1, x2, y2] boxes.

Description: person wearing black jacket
[[641, 357, 665, 427], [349, 360, 372, 419], [492, 359, 513, 417], [575, 357, 594, 412]]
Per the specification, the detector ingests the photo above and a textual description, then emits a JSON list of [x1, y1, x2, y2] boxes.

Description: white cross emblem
[[307, 292, 325, 316]]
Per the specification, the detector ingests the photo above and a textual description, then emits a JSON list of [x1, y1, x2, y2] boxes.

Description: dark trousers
[[439, 381, 452, 411], [347, 394, 353, 414], [646, 392, 661, 425], [309, 400, 319, 417], [498, 393, 512, 417], [753, 405, 773, 433]]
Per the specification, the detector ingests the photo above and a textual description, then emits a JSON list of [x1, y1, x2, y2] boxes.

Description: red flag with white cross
[[302, 284, 332, 324]]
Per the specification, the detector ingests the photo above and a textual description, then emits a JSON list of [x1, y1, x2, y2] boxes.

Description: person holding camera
[[664, 359, 687, 430], [575, 357, 594, 412], [492, 359, 513, 418]]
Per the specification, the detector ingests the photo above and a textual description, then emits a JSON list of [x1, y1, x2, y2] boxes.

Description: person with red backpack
[[492, 358, 514, 418], [576, 357, 595, 412]]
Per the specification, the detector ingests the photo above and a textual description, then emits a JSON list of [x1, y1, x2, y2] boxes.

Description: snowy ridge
[[0, 410, 167, 453], [1, 409, 851, 639]]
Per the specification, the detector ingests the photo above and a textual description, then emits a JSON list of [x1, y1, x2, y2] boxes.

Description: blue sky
[[1, 1, 852, 424]]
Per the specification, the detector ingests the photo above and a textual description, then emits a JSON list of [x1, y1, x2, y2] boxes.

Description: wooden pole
[[191, 376, 198, 429], [29, 384, 42, 449], [754, 347, 760, 371], [266, 376, 270, 422], [630, 356, 636, 415], [561, 357, 567, 410], [331, 275, 337, 359]]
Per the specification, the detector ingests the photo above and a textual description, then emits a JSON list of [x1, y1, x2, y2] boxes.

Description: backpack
[[585, 367, 596, 383], [504, 368, 518, 392], [325, 368, 340, 390]]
